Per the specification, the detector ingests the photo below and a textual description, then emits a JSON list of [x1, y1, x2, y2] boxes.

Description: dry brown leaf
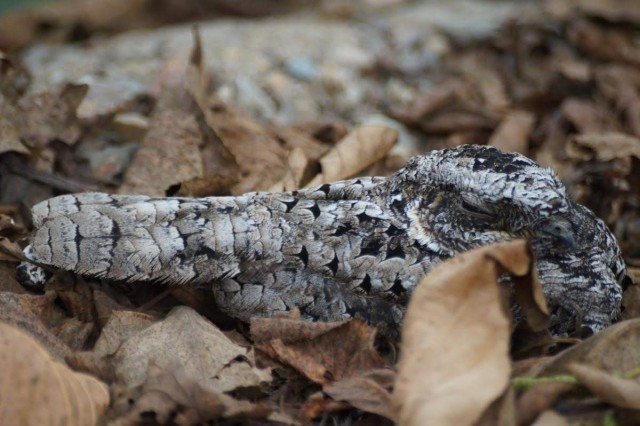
[[24, 84, 89, 148], [568, 363, 640, 409], [0, 214, 27, 240], [489, 110, 536, 155], [184, 28, 289, 194], [119, 92, 204, 196], [594, 64, 640, 137], [274, 125, 331, 161], [0, 115, 28, 155], [622, 284, 640, 321], [52, 317, 94, 351], [199, 98, 290, 194], [530, 319, 640, 376], [92, 310, 156, 357], [0, 262, 25, 293], [112, 306, 271, 395], [1, 83, 87, 149], [66, 310, 155, 382], [472, 67, 510, 113], [420, 108, 501, 134], [0, 236, 27, 262], [561, 98, 620, 134], [0, 0, 151, 51], [0, 321, 109, 425], [568, 19, 640, 66], [390, 82, 460, 124], [293, 120, 348, 145], [302, 392, 352, 420], [305, 125, 397, 187], [92, 288, 136, 327], [567, 132, 640, 162], [253, 314, 394, 419], [251, 313, 345, 343], [268, 147, 310, 192], [175, 174, 239, 197], [0, 52, 30, 99], [253, 317, 386, 385], [393, 240, 538, 426], [322, 368, 396, 420]]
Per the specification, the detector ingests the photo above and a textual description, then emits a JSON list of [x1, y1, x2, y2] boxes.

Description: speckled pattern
[[17, 145, 626, 337]]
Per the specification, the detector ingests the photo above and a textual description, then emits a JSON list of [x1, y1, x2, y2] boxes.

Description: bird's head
[[387, 144, 625, 335]]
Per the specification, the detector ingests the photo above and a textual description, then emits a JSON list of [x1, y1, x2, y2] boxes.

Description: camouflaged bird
[[17, 145, 627, 337]]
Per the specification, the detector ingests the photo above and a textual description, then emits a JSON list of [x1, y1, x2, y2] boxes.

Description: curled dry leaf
[[305, 125, 398, 187], [0, 321, 109, 425], [568, 363, 640, 409], [393, 240, 542, 426]]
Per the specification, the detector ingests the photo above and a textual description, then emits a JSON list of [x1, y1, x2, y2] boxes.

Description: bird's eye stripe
[[461, 200, 493, 217]]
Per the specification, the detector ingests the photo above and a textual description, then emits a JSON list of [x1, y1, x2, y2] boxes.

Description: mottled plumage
[[17, 145, 626, 336]]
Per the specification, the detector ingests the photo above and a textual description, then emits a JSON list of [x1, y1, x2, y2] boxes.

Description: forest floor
[[1, 0, 640, 425]]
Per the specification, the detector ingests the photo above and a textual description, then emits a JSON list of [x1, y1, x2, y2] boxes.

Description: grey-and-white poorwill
[[16, 145, 627, 337]]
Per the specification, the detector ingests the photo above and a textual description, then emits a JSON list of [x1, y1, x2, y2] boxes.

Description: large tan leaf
[[112, 306, 271, 395], [0, 321, 109, 425], [393, 240, 540, 426]]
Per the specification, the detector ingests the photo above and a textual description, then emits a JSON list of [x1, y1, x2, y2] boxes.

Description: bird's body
[[17, 145, 627, 336]]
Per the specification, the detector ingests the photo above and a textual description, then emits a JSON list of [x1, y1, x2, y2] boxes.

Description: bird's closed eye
[[460, 199, 494, 219]]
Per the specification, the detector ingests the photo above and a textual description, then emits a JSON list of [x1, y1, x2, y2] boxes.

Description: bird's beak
[[540, 218, 576, 248]]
